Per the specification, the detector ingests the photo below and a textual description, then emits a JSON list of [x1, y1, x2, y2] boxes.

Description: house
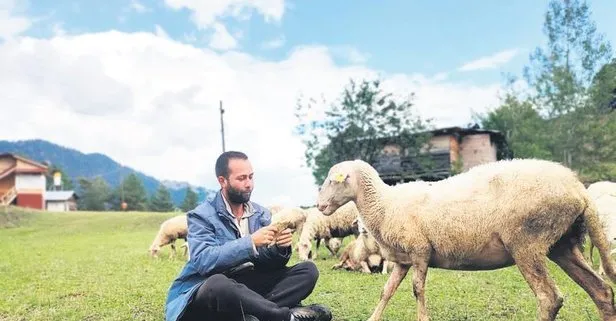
[[0, 153, 48, 209], [372, 126, 512, 185], [45, 191, 79, 212]]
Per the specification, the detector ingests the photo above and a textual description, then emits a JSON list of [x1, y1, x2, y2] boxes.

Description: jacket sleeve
[[252, 208, 292, 269], [187, 210, 256, 276]]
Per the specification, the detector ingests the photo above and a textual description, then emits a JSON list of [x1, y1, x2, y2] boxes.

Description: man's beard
[[226, 185, 251, 204]]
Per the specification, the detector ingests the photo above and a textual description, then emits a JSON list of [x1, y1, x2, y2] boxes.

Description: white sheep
[[316, 158, 616, 321], [268, 206, 308, 247], [586, 181, 616, 275], [296, 203, 359, 261], [333, 217, 392, 274], [149, 214, 189, 259]]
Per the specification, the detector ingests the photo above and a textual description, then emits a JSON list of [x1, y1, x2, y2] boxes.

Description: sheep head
[[316, 160, 358, 215]]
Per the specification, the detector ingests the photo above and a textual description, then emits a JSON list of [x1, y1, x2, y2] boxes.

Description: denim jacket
[[164, 190, 292, 321]]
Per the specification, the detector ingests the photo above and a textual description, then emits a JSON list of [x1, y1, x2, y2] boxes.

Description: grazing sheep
[[332, 218, 391, 274], [316, 158, 616, 321], [149, 215, 188, 259], [296, 203, 360, 261], [586, 181, 616, 275]]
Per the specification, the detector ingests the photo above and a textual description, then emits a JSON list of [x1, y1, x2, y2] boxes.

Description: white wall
[[15, 174, 46, 191], [46, 201, 67, 212]]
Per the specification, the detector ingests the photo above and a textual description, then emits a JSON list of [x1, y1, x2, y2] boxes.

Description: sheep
[[586, 181, 616, 275], [149, 214, 188, 259], [268, 206, 308, 247], [267, 204, 285, 215], [296, 203, 360, 261], [316, 158, 616, 321], [332, 217, 392, 274]]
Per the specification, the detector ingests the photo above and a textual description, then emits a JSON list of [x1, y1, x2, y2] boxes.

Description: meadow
[[0, 207, 609, 321]]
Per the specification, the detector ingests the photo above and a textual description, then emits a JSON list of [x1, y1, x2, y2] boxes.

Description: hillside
[[0, 139, 216, 206]]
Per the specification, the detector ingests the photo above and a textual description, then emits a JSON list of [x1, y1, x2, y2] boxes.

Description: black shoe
[[242, 315, 259, 321], [289, 304, 332, 321]]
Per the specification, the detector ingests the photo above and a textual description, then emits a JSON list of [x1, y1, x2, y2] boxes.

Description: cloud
[[209, 23, 237, 50], [261, 35, 285, 49], [154, 25, 170, 39], [458, 49, 520, 72], [0, 30, 505, 207], [130, 0, 150, 13], [164, 0, 285, 29], [0, 0, 32, 40], [329, 46, 370, 64]]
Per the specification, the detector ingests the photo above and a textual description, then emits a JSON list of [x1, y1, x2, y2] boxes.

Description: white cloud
[[0, 30, 505, 207], [164, 0, 285, 29], [209, 22, 237, 50], [0, 0, 32, 40], [261, 35, 285, 49], [328, 45, 370, 65], [458, 49, 520, 72], [154, 25, 170, 39], [130, 0, 149, 13]]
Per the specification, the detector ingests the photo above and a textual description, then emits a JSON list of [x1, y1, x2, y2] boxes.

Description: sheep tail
[[583, 197, 616, 283]]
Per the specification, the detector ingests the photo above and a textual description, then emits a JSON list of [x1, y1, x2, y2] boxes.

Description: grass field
[[0, 206, 610, 320]]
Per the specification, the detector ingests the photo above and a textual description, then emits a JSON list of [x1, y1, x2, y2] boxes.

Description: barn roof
[[45, 191, 78, 201]]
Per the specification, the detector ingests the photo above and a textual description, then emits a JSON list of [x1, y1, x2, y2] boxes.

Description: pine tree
[[180, 188, 199, 212], [149, 184, 175, 212]]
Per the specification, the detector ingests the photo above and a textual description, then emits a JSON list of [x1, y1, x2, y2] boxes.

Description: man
[[165, 151, 332, 321]]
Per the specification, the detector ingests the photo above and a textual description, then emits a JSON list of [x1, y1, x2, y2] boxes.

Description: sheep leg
[[381, 260, 389, 275], [367, 263, 410, 321], [549, 244, 616, 320], [169, 242, 176, 259], [360, 261, 371, 273], [513, 251, 563, 321], [411, 259, 429, 321]]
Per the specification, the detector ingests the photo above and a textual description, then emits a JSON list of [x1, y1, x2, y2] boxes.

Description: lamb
[[268, 206, 308, 247], [296, 203, 360, 261], [149, 215, 189, 259], [333, 217, 393, 274], [316, 158, 616, 321], [586, 181, 616, 275]]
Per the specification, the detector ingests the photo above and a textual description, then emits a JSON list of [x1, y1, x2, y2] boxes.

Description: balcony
[[372, 151, 452, 184]]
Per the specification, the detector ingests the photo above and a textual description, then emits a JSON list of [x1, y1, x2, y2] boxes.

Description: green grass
[[0, 207, 609, 320]]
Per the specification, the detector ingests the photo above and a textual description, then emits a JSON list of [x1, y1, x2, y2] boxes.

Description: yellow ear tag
[[333, 173, 346, 183]]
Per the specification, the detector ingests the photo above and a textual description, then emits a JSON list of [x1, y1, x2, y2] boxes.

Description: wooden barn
[[0, 153, 48, 209], [372, 126, 512, 185]]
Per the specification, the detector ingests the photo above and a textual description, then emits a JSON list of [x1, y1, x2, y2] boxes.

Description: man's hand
[[275, 228, 294, 248], [251, 225, 278, 247]]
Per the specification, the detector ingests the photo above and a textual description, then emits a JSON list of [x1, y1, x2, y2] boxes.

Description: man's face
[[219, 158, 254, 204]]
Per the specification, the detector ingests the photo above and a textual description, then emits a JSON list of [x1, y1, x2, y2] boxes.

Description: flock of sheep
[[147, 158, 616, 321]]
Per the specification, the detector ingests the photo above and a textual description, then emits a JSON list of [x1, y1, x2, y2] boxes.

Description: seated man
[[165, 151, 332, 321]]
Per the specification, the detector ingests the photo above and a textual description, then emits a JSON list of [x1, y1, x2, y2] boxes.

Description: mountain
[[0, 139, 216, 206]]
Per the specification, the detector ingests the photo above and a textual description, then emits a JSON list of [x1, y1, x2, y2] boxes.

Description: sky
[[1, 0, 615, 207]]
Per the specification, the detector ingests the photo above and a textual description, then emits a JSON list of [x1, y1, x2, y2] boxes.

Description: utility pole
[[220, 100, 226, 153]]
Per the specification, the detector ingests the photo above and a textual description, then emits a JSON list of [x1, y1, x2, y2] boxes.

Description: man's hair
[[215, 151, 248, 178]]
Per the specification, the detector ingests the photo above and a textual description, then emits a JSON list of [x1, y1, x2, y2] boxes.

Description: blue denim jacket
[[164, 190, 292, 321]]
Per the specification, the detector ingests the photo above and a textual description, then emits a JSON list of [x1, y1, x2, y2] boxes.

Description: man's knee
[[200, 274, 232, 297], [295, 261, 319, 284]]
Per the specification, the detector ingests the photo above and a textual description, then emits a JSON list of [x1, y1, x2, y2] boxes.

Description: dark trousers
[[180, 261, 319, 321]]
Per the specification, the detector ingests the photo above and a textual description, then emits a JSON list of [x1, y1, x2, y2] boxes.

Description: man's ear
[[217, 176, 226, 186]]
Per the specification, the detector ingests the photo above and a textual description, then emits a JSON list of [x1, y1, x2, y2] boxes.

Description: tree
[[521, 0, 613, 168], [149, 184, 175, 212], [180, 188, 199, 212], [76, 176, 111, 211], [295, 78, 433, 184], [111, 173, 148, 211]]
